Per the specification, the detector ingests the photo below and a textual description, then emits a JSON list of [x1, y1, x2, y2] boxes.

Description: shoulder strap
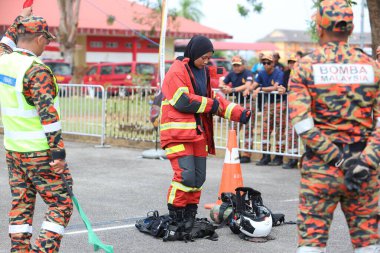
[[217, 202, 229, 223]]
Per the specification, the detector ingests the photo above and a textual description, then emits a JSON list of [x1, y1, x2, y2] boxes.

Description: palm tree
[[177, 0, 203, 22]]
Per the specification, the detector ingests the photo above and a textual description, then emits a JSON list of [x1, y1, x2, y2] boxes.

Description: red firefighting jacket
[[160, 58, 248, 155]]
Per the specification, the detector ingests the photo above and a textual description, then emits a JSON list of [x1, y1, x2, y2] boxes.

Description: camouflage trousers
[[298, 149, 380, 249], [261, 101, 287, 152], [6, 151, 73, 253]]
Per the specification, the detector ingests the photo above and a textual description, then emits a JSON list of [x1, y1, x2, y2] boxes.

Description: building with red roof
[[0, 0, 233, 64]]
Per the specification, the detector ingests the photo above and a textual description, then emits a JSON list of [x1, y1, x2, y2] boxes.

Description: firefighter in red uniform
[[160, 35, 251, 236]]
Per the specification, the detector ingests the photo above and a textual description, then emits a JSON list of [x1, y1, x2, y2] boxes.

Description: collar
[[323, 41, 349, 48], [13, 48, 37, 57]]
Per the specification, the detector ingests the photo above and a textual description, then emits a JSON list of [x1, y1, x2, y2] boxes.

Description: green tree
[[237, 0, 263, 17], [57, 0, 80, 83], [177, 0, 203, 22]]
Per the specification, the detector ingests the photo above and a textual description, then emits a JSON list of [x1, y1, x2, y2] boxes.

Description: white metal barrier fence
[[214, 91, 302, 157], [0, 84, 302, 157], [56, 84, 106, 145]]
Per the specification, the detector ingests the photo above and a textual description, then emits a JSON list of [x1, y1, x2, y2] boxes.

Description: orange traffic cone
[[204, 129, 244, 209]]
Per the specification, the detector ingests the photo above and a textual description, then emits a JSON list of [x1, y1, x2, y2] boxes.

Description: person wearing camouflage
[[0, 8, 73, 253], [289, 1, 380, 252]]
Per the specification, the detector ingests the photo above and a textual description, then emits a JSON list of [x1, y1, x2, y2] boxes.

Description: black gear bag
[[135, 210, 218, 242]]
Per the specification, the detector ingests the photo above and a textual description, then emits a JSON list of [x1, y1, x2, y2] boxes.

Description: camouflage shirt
[[289, 42, 380, 169], [0, 16, 65, 154], [0, 16, 21, 56]]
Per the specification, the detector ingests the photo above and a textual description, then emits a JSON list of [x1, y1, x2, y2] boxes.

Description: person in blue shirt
[[219, 55, 254, 163], [248, 53, 286, 166], [251, 52, 264, 76]]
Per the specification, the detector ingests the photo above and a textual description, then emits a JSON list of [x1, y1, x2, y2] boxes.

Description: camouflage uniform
[[261, 96, 287, 153], [289, 1, 380, 252], [0, 16, 73, 253]]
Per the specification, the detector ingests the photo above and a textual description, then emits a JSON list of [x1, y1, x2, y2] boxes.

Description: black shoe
[[256, 155, 271, 166], [282, 159, 298, 169], [268, 155, 283, 166], [240, 156, 251, 163]]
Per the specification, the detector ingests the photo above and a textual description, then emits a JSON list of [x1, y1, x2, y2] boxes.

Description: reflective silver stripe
[[41, 221, 65, 235], [3, 94, 60, 117], [54, 100, 60, 109], [1, 107, 38, 118], [296, 246, 326, 253], [16, 92, 25, 107], [9, 224, 33, 234], [376, 117, 380, 128], [1, 36, 16, 49], [5, 129, 45, 140], [43, 121, 62, 133], [294, 118, 314, 134], [354, 245, 380, 253]]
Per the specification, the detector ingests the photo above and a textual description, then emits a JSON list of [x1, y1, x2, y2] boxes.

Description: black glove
[[239, 109, 251, 124], [342, 157, 371, 192], [210, 98, 220, 114]]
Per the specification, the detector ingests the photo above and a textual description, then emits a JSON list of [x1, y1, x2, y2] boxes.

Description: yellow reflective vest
[[0, 52, 61, 152]]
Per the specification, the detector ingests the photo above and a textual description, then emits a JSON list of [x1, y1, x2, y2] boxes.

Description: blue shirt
[[223, 69, 253, 88], [251, 63, 263, 74], [223, 69, 253, 102], [255, 68, 284, 102]]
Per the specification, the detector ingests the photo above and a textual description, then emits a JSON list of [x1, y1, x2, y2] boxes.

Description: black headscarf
[[184, 35, 214, 67]]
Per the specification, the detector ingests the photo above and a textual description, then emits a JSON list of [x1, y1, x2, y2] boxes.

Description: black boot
[[282, 159, 298, 169], [240, 156, 251, 163], [183, 204, 197, 241], [184, 204, 197, 221], [163, 204, 186, 241], [269, 155, 283, 166], [256, 154, 271, 166], [168, 204, 185, 223]]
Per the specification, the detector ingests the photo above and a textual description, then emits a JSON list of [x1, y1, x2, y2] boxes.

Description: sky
[[170, 0, 371, 43]]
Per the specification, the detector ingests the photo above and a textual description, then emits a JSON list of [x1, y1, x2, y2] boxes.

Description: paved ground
[[0, 139, 371, 253]]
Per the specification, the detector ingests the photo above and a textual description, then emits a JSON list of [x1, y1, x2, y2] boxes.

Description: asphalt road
[[0, 139, 371, 253]]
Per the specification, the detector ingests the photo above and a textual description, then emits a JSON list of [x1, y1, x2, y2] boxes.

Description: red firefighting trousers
[[166, 137, 208, 208]]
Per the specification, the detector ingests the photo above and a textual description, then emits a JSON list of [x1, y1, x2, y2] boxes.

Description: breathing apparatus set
[[210, 187, 295, 241]]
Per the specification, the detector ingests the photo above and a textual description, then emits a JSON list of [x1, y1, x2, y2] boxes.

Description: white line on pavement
[[65, 224, 135, 235], [282, 198, 298, 202]]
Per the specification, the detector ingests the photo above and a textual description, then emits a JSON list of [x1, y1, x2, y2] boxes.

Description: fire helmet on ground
[[238, 205, 272, 237]]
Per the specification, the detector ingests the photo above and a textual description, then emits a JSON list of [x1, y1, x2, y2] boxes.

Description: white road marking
[[282, 198, 298, 202], [65, 224, 135, 235]]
